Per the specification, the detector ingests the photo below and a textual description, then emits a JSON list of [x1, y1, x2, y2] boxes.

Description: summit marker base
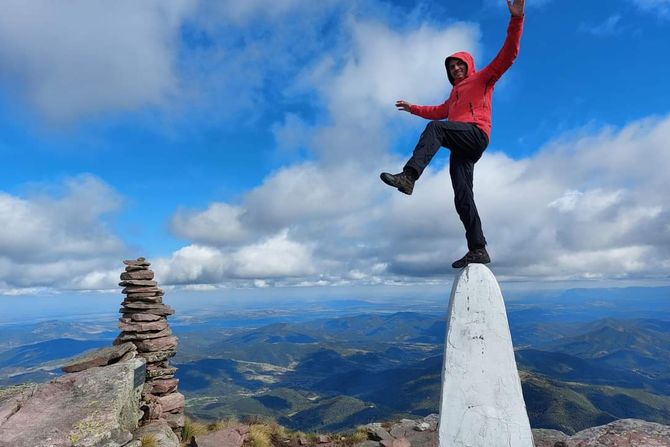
[[439, 264, 534, 447]]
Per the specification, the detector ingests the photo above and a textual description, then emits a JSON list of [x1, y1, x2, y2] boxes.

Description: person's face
[[448, 59, 467, 81]]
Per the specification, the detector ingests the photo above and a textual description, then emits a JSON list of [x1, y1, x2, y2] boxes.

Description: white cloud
[[272, 114, 312, 153], [12, 121, 661, 293], [156, 12, 668, 287], [154, 231, 315, 284], [233, 230, 315, 278], [0, 175, 127, 291], [195, 0, 341, 26], [163, 114, 670, 286], [4, 2, 668, 292], [170, 203, 251, 245], [0, 0, 194, 124], [298, 19, 479, 165], [178, 0, 347, 128], [579, 15, 622, 36], [630, 0, 670, 17]]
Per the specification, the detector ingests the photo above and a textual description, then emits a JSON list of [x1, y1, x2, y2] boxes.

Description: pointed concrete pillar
[[438, 264, 534, 447]]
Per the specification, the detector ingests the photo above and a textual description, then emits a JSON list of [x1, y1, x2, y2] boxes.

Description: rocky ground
[[1, 358, 669, 447], [184, 415, 670, 447]]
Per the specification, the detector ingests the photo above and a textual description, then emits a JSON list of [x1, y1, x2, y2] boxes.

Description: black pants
[[404, 120, 489, 250]]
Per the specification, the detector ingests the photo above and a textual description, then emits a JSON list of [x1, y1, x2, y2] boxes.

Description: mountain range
[[0, 288, 669, 434]]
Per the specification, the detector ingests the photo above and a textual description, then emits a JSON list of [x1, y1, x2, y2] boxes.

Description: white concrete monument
[[439, 264, 534, 447]]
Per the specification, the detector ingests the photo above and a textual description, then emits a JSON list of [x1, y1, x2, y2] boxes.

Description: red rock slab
[[133, 420, 179, 446], [157, 392, 184, 413], [190, 427, 247, 447], [129, 312, 162, 322], [0, 359, 144, 446], [61, 342, 137, 373], [117, 327, 172, 342], [119, 279, 158, 287], [120, 270, 154, 281], [123, 297, 163, 305], [568, 419, 670, 447], [124, 258, 150, 266], [145, 378, 179, 395], [122, 286, 162, 294], [141, 399, 162, 421], [118, 318, 168, 332], [146, 366, 177, 379], [120, 306, 175, 316], [124, 289, 163, 297], [118, 335, 178, 352], [121, 301, 169, 310], [125, 264, 149, 272], [163, 411, 185, 430], [123, 293, 162, 302], [138, 349, 176, 363], [381, 439, 411, 447]]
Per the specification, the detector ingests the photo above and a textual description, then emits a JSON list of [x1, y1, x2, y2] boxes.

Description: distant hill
[[521, 370, 670, 434], [547, 318, 670, 372], [0, 338, 109, 369], [515, 348, 670, 394], [0, 338, 109, 386], [2, 309, 670, 434], [171, 313, 670, 432]]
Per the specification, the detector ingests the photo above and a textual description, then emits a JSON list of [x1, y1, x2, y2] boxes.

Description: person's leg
[[404, 121, 486, 179], [449, 153, 487, 250]]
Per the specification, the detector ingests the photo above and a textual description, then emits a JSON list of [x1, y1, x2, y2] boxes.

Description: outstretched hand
[[395, 100, 412, 113], [507, 0, 525, 17]]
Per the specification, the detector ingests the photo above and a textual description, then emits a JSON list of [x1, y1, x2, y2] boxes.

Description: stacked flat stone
[[114, 257, 185, 438]]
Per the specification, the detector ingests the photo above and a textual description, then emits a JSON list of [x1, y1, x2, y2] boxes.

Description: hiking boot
[[452, 247, 491, 269], [380, 172, 415, 195]]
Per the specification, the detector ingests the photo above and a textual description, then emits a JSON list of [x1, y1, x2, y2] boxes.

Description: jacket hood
[[445, 51, 476, 85]]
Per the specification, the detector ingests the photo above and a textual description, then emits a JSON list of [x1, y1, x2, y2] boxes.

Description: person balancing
[[380, 0, 525, 269]]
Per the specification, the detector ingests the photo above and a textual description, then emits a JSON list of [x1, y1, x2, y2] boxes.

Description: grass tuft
[[181, 417, 209, 443], [341, 427, 369, 446], [140, 434, 158, 447], [248, 424, 273, 447], [208, 416, 241, 431]]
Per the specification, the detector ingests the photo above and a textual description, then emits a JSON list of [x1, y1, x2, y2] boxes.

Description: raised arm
[[396, 99, 450, 120], [479, 0, 525, 82]]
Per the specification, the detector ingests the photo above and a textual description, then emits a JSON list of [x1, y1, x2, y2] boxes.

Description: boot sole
[[452, 258, 491, 269], [380, 173, 413, 195]]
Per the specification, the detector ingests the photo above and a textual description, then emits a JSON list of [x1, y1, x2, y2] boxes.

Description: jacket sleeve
[[479, 15, 524, 82], [409, 100, 450, 120]]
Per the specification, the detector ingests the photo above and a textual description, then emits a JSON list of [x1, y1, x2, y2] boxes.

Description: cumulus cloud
[[297, 19, 479, 164], [272, 114, 312, 154], [163, 114, 670, 286], [195, 0, 342, 26], [0, 0, 194, 124], [5, 1, 666, 293], [579, 15, 622, 36], [164, 10, 670, 288], [178, 0, 347, 127], [0, 175, 127, 291], [630, 0, 670, 17], [171, 203, 252, 246], [154, 231, 316, 285]]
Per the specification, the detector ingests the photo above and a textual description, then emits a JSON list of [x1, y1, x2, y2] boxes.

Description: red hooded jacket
[[409, 15, 524, 138]]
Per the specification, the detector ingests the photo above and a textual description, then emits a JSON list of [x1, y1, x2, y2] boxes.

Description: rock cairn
[[114, 257, 184, 438]]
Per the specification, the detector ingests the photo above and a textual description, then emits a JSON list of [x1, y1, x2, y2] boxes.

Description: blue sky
[[0, 0, 669, 299]]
